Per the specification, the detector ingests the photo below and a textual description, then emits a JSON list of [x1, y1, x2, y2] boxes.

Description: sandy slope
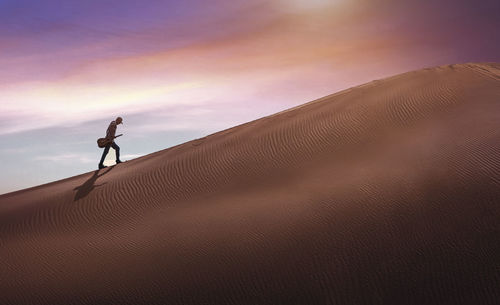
[[1, 63, 499, 305]]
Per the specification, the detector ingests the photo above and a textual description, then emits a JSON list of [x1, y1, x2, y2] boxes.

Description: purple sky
[[0, 0, 499, 194]]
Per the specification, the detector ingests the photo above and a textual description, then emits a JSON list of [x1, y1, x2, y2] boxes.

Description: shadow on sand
[[73, 166, 114, 201]]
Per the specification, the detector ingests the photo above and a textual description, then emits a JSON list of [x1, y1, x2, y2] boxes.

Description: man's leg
[[99, 144, 111, 167], [112, 142, 121, 163]]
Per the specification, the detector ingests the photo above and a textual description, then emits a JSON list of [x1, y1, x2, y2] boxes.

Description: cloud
[[34, 153, 94, 164], [3, 0, 498, 138], [0, 147, 29, 154], [120, 153, 145, 160]]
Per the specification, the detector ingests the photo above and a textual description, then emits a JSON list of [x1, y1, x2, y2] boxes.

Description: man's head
[[116, 117, 123, 125]]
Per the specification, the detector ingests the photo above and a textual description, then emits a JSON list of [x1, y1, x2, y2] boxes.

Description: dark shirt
[[106, 121, 117, 141]]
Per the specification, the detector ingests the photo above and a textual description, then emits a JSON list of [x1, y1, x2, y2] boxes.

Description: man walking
[[99, 116, 123, 169]]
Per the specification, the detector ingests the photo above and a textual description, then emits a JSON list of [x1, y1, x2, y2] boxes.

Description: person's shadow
[[73, 166, 114, 201]]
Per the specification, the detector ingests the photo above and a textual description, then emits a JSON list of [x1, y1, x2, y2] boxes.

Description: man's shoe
[[116, 160, 123, 164], [98, 163, 107, 169]]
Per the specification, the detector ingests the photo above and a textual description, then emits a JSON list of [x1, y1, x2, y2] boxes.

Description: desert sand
[[1, 63, 499, 304]]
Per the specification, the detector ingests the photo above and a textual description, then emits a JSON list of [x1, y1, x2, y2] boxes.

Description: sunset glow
[[0, 0, 498, 193]]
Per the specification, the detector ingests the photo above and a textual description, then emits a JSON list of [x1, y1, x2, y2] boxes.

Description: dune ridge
[[1, 63, 499, 304]]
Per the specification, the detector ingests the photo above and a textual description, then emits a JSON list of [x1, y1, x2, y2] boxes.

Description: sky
[[0, 0, 499, 194]]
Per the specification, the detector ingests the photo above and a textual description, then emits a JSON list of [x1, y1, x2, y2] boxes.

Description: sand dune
[[1, 63, 499, 304]]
